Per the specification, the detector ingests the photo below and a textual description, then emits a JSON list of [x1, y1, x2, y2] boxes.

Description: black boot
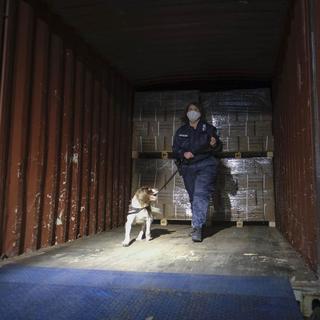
[[189, 227, 196, 237], [191, 227, 202, 242]]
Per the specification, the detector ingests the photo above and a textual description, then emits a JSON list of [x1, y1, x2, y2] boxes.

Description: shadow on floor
[[202, 224, 233, 239], [151, 228, 176, 239]]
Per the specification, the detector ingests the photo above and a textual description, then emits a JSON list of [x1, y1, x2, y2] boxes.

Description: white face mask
[[187, 110, 201, 122]]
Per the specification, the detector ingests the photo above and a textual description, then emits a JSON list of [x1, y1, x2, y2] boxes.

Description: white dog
[[122, 186, 158, 247]]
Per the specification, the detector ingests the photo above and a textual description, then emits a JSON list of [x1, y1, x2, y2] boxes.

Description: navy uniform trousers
[[181, 156, 219, 228]]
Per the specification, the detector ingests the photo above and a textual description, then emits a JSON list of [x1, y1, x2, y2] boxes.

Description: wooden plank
[[132, 151, 269, 159]]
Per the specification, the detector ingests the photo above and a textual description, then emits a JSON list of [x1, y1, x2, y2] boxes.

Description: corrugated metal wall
[[0, 0, 133, 258], [272, 0, 317, 271], [313, 0, 320, 275]]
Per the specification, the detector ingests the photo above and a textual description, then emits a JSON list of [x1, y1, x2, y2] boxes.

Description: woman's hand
[[210, 136, 217, 146], [183, 151, 194, 159]]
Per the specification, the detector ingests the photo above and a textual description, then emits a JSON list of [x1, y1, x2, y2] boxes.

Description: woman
[[172, 102, 222, 242]]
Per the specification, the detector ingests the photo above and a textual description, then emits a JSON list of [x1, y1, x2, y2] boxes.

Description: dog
[[122, 186, 159, 247]]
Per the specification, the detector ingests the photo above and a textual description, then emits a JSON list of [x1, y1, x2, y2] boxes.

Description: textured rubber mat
[[0, 264, 302, 320]]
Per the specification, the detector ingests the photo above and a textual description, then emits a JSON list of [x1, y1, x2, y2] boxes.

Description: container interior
[[0, 0, 319, 277]]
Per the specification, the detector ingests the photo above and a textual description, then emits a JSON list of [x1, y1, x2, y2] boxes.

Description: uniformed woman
[[172, 102, 222, 242]]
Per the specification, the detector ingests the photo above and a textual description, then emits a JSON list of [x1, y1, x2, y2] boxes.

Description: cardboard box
[[201, 88, 272, 114], [239, 136, 265, 152], [255, 120, 273, 136], [132, 121, 149, 136], [220, 136, 239, 152], [237, 111, 273, 122], [160, 122, 175, 137], [231, 174, 263, 191]]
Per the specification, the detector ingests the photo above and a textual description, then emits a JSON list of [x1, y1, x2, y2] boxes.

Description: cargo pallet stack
[[131, 89, 275, 226]]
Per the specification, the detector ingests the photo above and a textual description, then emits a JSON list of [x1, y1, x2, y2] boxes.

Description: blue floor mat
[[0, 264, 302, 320]]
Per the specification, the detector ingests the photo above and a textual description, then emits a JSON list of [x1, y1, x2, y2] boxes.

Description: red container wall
[[272, 0, 317, 271], [0, 0, 133, 257], [316, 0, 320, 111], [314, 0, 320, 275]]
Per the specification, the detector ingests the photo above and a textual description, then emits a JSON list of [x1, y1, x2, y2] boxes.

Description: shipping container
[[0, 0, 319, 319]]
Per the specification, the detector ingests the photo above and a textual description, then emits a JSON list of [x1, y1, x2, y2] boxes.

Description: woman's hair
[[182, 101, 206, 123]]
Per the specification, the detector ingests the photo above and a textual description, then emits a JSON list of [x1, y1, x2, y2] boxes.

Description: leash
[[128, 170, 178, 215], [156, 169, 179, 195], [127, 169, 178, 217], [152, 142, 222, 196]]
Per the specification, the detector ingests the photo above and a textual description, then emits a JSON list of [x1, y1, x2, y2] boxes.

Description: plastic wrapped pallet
[[134, 90, 199, 122], [201, 88, 272, 115], [133, 90, 199, 152], [201, 88, 273, 152], [131, 89, 275, 223], [208, 158, 274, 222], [131, 158, 275, 223], [133, 88, 274, 153]]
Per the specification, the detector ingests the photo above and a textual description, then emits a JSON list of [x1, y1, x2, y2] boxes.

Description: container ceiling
[[41, 0, 290, 89]]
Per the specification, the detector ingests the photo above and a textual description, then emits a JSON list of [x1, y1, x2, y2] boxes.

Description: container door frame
[[308, 0, 320, 276]]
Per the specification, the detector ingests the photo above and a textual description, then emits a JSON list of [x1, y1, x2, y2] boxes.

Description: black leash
[[156, 169, 179, 194], [127, 168, 178, 217]]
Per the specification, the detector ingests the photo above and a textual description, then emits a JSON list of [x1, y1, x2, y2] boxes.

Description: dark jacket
[[172, 120, 222, 164]]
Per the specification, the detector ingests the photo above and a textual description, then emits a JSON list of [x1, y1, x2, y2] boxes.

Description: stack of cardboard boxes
[[210, 158, 274, 222], [201, 89, 274, 152], [131, 89, 275, 222], [132, 91, 199, 152]]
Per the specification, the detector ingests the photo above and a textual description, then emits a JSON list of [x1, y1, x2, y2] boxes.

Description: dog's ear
[[136, 188, 150, 205], [135, 186, 147, 197]]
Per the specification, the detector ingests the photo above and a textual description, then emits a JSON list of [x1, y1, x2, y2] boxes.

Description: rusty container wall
[[272, 0, 318, 272], [0, 0, 6, 68], [312, 0, 320, 275], [317, 0, 320, 99], [0, 0, 133, 257]]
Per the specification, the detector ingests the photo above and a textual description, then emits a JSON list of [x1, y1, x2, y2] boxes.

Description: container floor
[[1, 224, 317, 281], [0, 224, 317, 319]]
